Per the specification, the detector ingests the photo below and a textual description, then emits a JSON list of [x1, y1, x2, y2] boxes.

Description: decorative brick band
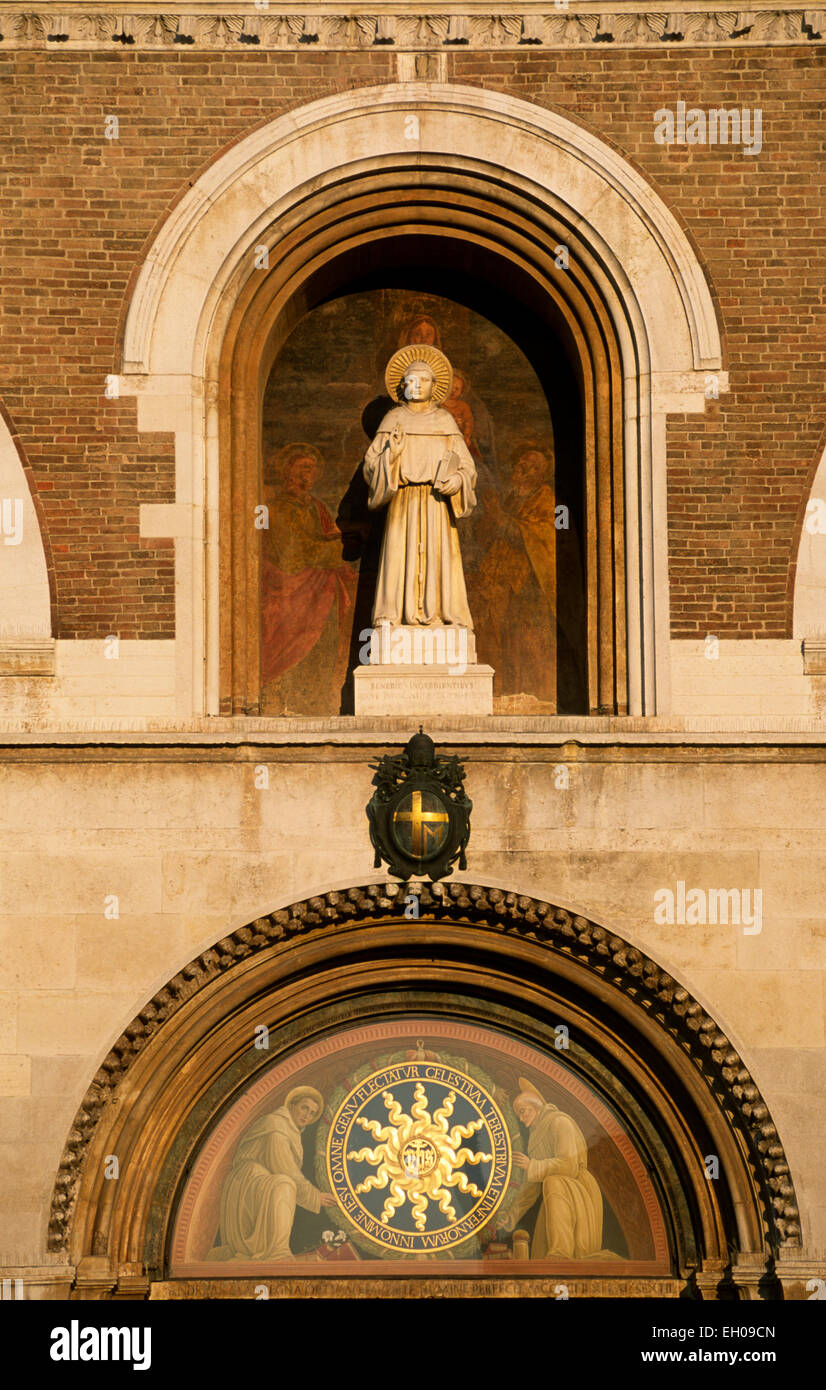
[[47, 881, 801, 1257], [1, 8, 823, 50]]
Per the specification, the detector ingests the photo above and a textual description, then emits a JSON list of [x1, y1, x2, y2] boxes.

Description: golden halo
[[516, 1077, 544, 1106], [385, 345, 453, 407], [284, 1085, 324, 1114]]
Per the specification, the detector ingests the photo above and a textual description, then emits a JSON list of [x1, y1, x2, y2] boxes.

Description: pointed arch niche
[[120, 84, 724, 718], [50, 884, 799, 1299]]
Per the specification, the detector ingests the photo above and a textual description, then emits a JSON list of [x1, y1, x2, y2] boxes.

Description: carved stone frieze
[[151, 1275, 686, 1297], [0, 7, 822, 49], [47, 881, 802, 1256]]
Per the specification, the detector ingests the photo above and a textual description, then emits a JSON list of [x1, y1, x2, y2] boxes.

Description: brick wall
[[1, 47, 822, 638]]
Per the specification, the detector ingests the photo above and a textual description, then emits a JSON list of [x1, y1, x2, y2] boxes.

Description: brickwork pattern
[[0, 48, 822, 637]]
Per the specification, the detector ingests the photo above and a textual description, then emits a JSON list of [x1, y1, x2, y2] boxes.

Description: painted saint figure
[[443, 367, 477, 457], [503, 1079, 614, 1259], [363, 345, 477, 629], [210, 1085, 336, 1262], [474, 444, 557, 704], [260, 443, 356, 714]]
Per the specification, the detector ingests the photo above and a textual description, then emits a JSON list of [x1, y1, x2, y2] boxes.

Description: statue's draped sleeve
[[443, 430, 477, 520], [363, 425, 402, 512]]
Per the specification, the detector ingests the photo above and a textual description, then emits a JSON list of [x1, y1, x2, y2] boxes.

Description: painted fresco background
[[171, 1019, 667, 1272], [260, 290, 587, 715]]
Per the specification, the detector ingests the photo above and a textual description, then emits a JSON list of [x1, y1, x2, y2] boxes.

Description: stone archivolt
[[1, 8, 823, 49], [48, 881, 801, 1266]]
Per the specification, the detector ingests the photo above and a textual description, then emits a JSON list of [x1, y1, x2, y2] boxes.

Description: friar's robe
[[511, 483, 557, 615], [508, 1104, 614, 1260], [363, 404, 477, 628], [215, 1107, 323, 1261]]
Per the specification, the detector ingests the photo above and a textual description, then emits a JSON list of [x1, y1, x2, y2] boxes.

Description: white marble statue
[[363, 345, 477, 630]]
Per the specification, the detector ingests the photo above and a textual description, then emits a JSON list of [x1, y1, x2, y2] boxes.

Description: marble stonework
[[0, 736, 825, 1294], [1, 25, 825, 1309]]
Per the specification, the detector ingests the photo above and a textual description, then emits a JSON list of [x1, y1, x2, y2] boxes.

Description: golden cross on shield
[[393, 789, 449, 857]]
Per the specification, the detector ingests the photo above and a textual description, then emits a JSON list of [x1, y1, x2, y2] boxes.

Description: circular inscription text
[[326, 1061, 511, 1254]]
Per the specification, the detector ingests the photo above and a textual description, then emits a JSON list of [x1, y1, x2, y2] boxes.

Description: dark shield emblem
[[366, 729, 472, 882], [391, 789, 451, 861]]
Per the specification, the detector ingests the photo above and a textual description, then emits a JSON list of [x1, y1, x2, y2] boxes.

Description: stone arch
[[117, 83, 725, 718], [793, 435, 826, 676], [0, 398, 54, 673], [50, 883, 798, 1299]]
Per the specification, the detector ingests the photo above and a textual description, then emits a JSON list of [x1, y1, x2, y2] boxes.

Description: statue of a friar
[[363, 345, 477, 630]]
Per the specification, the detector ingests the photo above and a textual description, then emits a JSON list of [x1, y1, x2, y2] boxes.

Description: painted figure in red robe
[[260, 443, 356, 715]]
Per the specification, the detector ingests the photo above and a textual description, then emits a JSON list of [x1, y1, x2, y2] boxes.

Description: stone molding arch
[[217, 169, 631, 714], [793, 435, 826, 675], [0, 398, 55, 673], [118, 83, 725, 718], [123, 86, 721, 379], [49, 882, 799, 1299]]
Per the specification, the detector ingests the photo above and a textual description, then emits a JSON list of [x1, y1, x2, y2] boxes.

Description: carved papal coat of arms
[[366, 729, 472, 882]]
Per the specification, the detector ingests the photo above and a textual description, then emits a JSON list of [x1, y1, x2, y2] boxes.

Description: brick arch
[[116, 83, 724, 718], [49, 882, 799, 1299]]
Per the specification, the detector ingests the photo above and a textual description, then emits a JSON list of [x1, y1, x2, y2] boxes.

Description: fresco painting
[[171, 1020, 669, 1274], [260, 291, 585, 715]]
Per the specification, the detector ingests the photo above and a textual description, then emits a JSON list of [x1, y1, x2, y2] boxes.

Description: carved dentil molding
[[48, 880, 801, 1256], [1, 7, 823, 49]]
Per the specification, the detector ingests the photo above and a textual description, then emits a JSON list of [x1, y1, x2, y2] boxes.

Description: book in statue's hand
[[434, 451, 462, 517]]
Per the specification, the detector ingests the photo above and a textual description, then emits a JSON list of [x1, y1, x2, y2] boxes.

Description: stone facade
[[0, 4, 824, 1299]]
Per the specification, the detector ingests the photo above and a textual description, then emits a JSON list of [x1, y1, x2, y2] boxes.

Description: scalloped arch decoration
[[49, 881, 799, 1273]]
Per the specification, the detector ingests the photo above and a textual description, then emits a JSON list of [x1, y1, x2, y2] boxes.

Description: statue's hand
[[389, 421, 405, 457], [434, 474, 461, 497]]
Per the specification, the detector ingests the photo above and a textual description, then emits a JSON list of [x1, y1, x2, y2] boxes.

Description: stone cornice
[[47, 881, 801, 1255], [0, 5, 822, 49], [2, 715, 826, 746], [0, 638, 55, 677]]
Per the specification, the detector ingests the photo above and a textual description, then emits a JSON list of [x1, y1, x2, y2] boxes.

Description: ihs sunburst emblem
[[350, 1081, 491, 1231], [327, 1061, 510, 1253]]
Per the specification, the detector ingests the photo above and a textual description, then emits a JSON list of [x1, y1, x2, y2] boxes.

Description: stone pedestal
[[354, 624, 494, 716], [354, 664, 494, 716]]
